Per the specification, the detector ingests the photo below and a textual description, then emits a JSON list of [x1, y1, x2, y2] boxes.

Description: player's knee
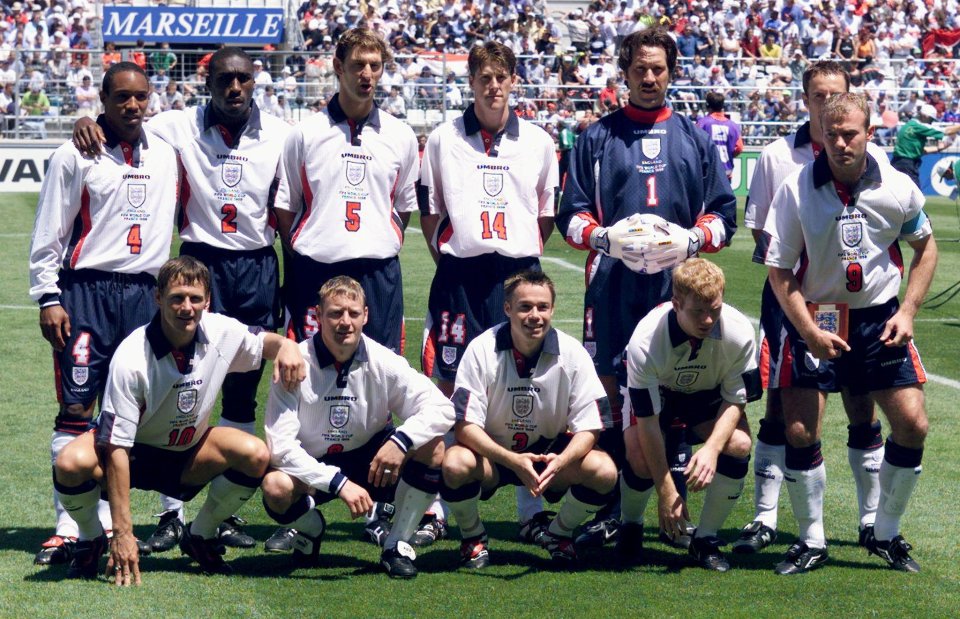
[[412, 436, 445, 468], [54, 439, 96, 484], [583, 450, 618, 492], [784, 420, 817, 448], [624, 447, 651, 479], [233, 435, 270, 476], [441, 446, 476, 488], [725, 430, 753, 459], [260, 470, 297, 510]]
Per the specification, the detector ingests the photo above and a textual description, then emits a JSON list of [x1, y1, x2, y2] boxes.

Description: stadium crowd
[[4, 0, 960, 142]]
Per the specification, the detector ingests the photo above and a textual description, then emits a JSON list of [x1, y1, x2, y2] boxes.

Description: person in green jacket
[[891, 103, 960, 188]]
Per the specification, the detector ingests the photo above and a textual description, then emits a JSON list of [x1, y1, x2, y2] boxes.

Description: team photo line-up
[[27, 25, 936, 585]]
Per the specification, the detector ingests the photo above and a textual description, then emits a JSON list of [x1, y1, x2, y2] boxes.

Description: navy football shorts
[[127, 431, 209, 501], [179, 242, 280, 330], [311, 425, 397, 505], [422, 253, 540, 381], [582, 254, 672, 376], [780, 298, 927, 394], [284, 253, 404, 353], [53, 269, 156, 407], [757, 277, 789, 390], [481, 434, 573, 504]]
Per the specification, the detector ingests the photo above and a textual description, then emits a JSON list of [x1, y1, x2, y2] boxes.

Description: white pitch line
[[0, 233, 29, 238]]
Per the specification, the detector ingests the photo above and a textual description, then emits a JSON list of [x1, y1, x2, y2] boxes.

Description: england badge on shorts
[[641, 138, 661, 160], [346, 161, 366, 186], [329, 405, 350, 428], [221, 162, 243, 187], [512, 394, 534, 418], [842, 222, 862, 247], [177, 389, 198, 413], [127, 183, 146, 208], [441, 345, 458, 366], [483, 172, 503, 196], [72, 366, 88, 386]]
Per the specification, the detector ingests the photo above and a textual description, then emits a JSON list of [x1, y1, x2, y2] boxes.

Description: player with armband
[[760, 93, 937, 574]]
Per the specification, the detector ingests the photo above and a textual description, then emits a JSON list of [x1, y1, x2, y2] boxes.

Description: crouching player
[[441, 270, 617, 568], [617, 259, 761, 571], [53, 256, 306, 584], [261, 276, 455, 579]]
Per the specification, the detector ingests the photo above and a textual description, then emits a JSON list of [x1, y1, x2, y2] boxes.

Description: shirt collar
[[97, 114, 147, 150], [145, 311, 207, 361], [202, 100, 262, 133], [793, 121, 812, 148], [493, 322, 561, 356], [667, 308, 721, 347], [462, 103, 520, 137], [326, 92, 382, 129], [312, 331, 369, 368], [812, 149, 883, 189]]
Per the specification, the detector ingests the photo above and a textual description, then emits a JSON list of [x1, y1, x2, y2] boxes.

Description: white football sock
[[848, 445, 883, 529], [288, 496, 325, 537], [427, 496, 448, 521], [619, 475, 653, 525], [753, 439, 785, 530], [516, 486, 544, 522], [51, 431, 79, 538], [159, 494, 185, 521], [58, 482, 102, 541], [385, 480, 435, 550], [784, 463, 827, 549], [447, 492, 484, 539], [873, 460, 922, 542], [696, 472, 744, 538], [547, 488, 603, 538], [190, 474, 258, 539]]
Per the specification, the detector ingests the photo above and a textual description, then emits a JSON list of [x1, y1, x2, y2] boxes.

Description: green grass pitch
[[1, 192, 958, 617]]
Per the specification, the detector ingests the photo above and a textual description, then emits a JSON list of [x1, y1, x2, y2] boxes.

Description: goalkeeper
[[556, 28, 737, 550]]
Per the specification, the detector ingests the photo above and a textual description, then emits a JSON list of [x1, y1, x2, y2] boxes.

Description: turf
[[1, 192, 958, 617]]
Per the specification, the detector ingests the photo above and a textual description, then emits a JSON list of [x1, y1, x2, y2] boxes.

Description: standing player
[[556, 27, 737, 545], [617, 259, 760, 571], [261, 276, 455, 579], [890, 103, 960, 189], [440, 271, 617, 568], [273, 27, 419, 549], [275, 27, 418, 353], [72, 47, 293, 553], [418, 40, 559, 542], [696, 91, 743, 181], [53, 256, 305, 583], [736, 61, 890, 555], [28, 62, 179, 567], [760, 93, 937, 574]]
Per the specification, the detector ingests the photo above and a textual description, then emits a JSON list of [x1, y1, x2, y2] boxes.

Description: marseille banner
[[103, 6, 284, 44]]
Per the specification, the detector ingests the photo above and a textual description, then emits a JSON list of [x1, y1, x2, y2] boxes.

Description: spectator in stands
[[182, 64, 207, 107], [149, 41, 177, 76], [415, 65, 440, 108], [144, 81, 161, 119], [444, 71, 462, 109], [19, 81, 48, 138], [385, 84, 406, 118], [74, 73, 97, 118], [0, 81, 15, 135], [741, 19, 762, 57], [130, 40, 147, 71], [597, 77, 620, 115], [149, 67, 170, 94], [159, 80, 185, 112], [253, 58, 272, 100], [101, 42, 121, 71], [68, 18, 91, 50], [257, 83, 281, 117], [759, 29, 782, 60]]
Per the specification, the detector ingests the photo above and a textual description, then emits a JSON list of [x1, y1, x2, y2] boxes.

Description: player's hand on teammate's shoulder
[[271, 337, 306, 391], [39, 305, 71, 352], [337, 479, 374, 519], [72, 115, 106, 157]]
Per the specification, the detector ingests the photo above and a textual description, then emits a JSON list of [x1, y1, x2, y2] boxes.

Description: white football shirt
[[28, 125, 179, 302], [96, 312, 265, 451], [625, 302, 761, 420], [419, 105, 558, 258], [453, 323, 609, 450], [274, 95, 419, 263], [265, 334, 455, 494], [147, 103, 291, 251], [763, 153, 931, 308]]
